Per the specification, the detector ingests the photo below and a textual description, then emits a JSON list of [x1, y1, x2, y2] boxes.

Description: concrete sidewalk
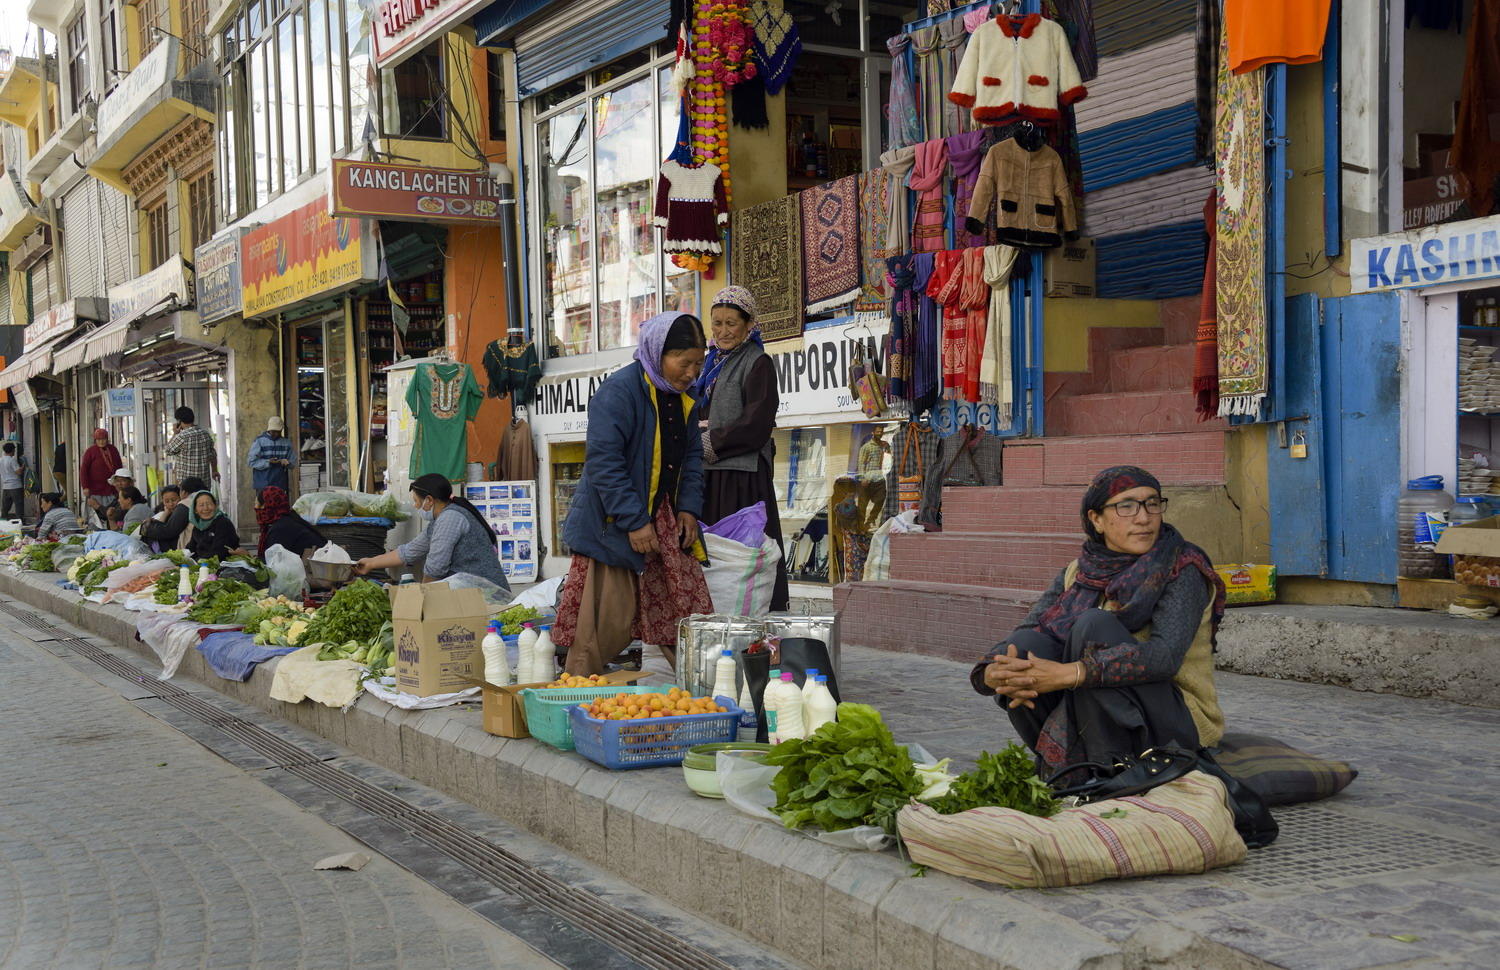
[[2, 567, 1498, 970]]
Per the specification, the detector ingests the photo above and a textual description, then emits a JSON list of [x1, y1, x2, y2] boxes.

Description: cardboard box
[[1216, 563, 1277, 605], [1434, 516, 1500, 588], [1045, 237, 1095, 297], [390, 583, 489, 696], [1403, 173, 1466, 229], [471, 670, 643, 739]]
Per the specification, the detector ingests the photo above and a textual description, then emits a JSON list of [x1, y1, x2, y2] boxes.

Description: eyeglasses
[[1101, 497, 1168, 517]]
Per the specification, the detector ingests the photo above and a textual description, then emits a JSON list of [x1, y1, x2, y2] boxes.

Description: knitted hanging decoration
[[731, 73, 770, 129], [751, 0, 801, 95]]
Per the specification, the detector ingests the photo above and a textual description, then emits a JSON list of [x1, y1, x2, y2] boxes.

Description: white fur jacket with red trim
[[949, 14, 1087, 126]]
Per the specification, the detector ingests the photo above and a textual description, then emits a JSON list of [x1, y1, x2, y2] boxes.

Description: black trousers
[[1004, 609, 1200, 772], [1, 488, 22, 519]]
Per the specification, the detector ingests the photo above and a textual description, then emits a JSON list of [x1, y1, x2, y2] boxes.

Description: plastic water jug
[[1398, 476, 1454, 579], [1449, 496, 1493, 526]]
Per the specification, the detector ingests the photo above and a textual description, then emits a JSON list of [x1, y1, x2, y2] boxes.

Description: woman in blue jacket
[[554, 312, 714, 675]]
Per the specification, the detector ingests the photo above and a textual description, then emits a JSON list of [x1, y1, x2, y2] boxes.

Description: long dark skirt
[[1003, 609, 1200, 776], [702, 458, 790, 612]]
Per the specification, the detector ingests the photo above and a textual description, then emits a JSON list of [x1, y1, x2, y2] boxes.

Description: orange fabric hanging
[[1225, 0, 1333, 74]]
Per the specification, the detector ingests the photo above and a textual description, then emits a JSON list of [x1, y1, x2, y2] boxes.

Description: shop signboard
[[372, 0, 488, 69], [106, 387, 137, 418], [12, 382, 37, 418], [530, 319, 893, 437], [241, 195, 367, 317], [108, 257, 193, 324], [1352, 214, 1500, 293], [194, 229, 245, 323], [94, 38, 174, 147], [330, 159, 505, 224], [23, 301, 76, 352]]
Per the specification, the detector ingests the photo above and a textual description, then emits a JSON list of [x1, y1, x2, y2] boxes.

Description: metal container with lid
[[676, 614, 764, 698], [761, 611, 840, 676]]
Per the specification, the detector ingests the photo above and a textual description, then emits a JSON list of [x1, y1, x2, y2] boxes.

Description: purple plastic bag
[[704, 501, 768, 547]]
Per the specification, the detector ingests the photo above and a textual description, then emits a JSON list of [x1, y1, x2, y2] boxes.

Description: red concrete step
[[1043, 324, 1167, 399], [834, 579, 1040, 662], [1158, 295, 1201, 345], [1002, 432, 1227, 487], [1049, 389, 1229, 437], [941, 485, 1084, 535], [888, 531, 1078, 591], [1107, 343, 1196, 394]]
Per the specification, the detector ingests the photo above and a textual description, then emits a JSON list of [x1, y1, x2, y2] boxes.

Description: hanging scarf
[[886, 34, 923, 150], [186, 490, 225, 531], [255, 486, 293, 558], [946, 130, 990, 248], [1035, 467, 1227, 644], [879, 146, 918, 255], [908, 139, 949, 254], [886, 255, 917, 402], [635, 312, 695, 394], [981, 244, 1021, 414]]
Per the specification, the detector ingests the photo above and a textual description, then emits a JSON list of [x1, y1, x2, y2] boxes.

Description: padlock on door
[[1290, 430, 1309, 459]]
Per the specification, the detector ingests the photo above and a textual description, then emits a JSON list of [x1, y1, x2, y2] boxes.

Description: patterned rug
[[855, 167, 892, 316], [800, 175, 862, 314], [1214, 26, 1267, 417], [732, 195, 804, 341]]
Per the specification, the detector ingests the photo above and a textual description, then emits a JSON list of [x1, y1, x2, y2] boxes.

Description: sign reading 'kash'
[[331, 159, 504, 224], [241, 195, 366, 316]]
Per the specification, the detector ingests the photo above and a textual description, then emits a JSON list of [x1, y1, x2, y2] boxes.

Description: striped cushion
[[897, 772, 1246, 888], [1214, 733, 1358, 807]]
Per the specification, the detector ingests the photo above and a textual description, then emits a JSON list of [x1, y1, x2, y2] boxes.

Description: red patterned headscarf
[[256, 486, 292, 558]]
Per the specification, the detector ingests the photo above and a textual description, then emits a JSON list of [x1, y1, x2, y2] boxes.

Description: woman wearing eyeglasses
[[970, 465, 1228, 777]]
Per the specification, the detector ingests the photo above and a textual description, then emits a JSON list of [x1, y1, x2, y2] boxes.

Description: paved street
[[0, 631, 560, 970]]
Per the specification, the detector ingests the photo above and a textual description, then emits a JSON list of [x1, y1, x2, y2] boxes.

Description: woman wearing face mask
[[694, 286, 789, 611], [354, 474, 509, 590], [553, 312, 714, 675]]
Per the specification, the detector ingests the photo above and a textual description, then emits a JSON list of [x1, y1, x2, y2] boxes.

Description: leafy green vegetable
[[153, 568, 185, 604], [25, 542, 59, 572], [495, 603, 542, 635], [187, 579, 257, 622], [924, 744, 1059, 818], [761, 703, 923, 834], [300, 579, 390, 648], [1098, 807, 1127, 819]]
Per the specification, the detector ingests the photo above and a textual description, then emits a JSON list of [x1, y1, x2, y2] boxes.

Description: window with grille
[[384, 42, 447, 140], [188, 172, 215, 249], [66, 15, 89, 114], [182, 0, 209, 71], [99, 0, 120, 92], [144, 203, 171, 271], [137, 0, 168, 62]]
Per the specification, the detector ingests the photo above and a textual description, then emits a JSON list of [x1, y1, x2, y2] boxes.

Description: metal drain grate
[[0, 598, 743, 970], [1234, 803, 1500, 890]]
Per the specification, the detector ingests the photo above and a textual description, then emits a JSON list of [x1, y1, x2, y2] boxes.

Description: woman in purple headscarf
[[553, 313, 714, 675]]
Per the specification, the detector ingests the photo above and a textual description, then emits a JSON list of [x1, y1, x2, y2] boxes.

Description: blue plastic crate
[[568, 696, 742, 769]]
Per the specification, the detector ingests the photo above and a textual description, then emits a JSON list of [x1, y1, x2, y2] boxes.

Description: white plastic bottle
[[771, 672, 806, 743], [800, 667, 820, 720], [516, 622, 539, 684], [176, 565, 192, 602], [482, 621, 511, 686], [711, 649, 737, 701], [805, 675, 837, 733], [196, 564, 210, 590], [532, 625, 556, 683], [762, 667, 783, 737]]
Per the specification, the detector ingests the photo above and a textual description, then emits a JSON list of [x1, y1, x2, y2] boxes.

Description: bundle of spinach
[[25, 542, 59, 572], [924, 744, 1060, 818], [761, 703, 923, 834], [187, 579, 257, 623]]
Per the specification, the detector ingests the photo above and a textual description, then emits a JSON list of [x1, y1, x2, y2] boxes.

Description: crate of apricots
[[568, 687, 743, 769], [520, 674, 657, 752]]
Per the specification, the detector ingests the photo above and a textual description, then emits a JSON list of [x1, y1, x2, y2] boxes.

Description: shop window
[[486, 50, 506, 142], [137, 0, 168, 62], [187, 172, 216, 250], [144, 202, 171, 271], [182, 0, 210, 71], [534, 56, 698, 359], [384, 42, 447, 140], [66, 14, 89, 115], [785, 51, 866, 189]]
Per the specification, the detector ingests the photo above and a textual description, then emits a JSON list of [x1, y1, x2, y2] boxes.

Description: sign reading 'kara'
[[331, 159, 504, 224]]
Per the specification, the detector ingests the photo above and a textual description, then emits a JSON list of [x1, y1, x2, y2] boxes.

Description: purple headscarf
[[635, 312, 697, 393]]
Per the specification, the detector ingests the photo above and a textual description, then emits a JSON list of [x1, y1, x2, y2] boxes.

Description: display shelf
[[1459, 410, 1500, 418], [1460, 326, 1500, 335]]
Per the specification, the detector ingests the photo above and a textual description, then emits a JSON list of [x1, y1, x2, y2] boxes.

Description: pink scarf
[[908, 139, 949, 254]]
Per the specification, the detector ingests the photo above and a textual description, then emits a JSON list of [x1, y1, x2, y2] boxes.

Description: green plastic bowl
[[681, 741, 772, 772]]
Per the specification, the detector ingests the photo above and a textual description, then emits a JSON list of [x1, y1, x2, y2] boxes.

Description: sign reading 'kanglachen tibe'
[[331, 159, 504, 224]]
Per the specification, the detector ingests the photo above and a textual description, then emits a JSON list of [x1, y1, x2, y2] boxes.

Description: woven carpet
[[855, 167, 891, 315], [731, 195, 804, 342], [800, 175, 862, 315]]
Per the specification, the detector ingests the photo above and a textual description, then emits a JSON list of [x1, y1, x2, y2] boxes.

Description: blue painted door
[[1267, 291, 1401, 582]]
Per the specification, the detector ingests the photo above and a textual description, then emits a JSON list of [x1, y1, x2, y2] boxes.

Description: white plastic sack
[[507, 575, 564, 613], [135, 612, 236, 679], [361, 676, 480, 710], [864, 511, 922, 582], [83, 530, 151, 560], [100, 559, 175, 603], [269, 644, 363, 708], [439, 572, 511, 610], [266, 544, 308, 599], [311, 541, 353, 564], [703, 534, 782, 618]]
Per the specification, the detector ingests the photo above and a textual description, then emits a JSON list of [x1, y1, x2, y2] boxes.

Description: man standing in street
[[165, 407, 219, 486], [0, 442, 24, 519], [247, 416, 295, 493], [81, 428, 122, 526]]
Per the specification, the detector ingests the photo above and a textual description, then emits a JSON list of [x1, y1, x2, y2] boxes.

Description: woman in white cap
[[694, 286, 788, 611], [248, 416, 295, 493]]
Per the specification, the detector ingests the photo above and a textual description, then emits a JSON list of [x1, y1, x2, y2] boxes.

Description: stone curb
[[0, 569, 1271, 970]]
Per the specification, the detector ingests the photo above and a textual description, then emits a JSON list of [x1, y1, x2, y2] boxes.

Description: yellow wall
[[1282, 63, 1352, 301], [1041, 297, 1161, 371]]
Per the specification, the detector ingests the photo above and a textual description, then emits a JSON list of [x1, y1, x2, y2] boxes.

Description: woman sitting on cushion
[[972, 465, 1227, 776]]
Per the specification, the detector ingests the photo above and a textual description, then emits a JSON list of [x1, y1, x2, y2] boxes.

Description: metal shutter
[[62, 182, 104, 300], [0, 269, 10, 328], [513, 0, 670, 95], [100, 183, 132, 288], [27, 258, 56, 319]]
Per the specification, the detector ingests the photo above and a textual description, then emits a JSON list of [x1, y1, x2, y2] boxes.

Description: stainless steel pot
[[761, 611, 840, 676], [676, 614, 764, 698]]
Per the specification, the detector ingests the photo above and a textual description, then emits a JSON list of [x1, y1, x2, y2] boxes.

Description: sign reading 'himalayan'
[[241, 196, 366, 316], [331, 159, 504, 224]]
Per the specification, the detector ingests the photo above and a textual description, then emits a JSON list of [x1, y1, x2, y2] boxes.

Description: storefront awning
[[48, 334, 91, 374], [80, 317, 135, 365], [0, 348, 50, 390]]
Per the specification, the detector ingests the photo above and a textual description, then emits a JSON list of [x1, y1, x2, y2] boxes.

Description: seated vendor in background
[[142, 485, 188, 551], [354, 474, 509, 591], [185, 490, 241, 559], [972, 466, 1227, 778]]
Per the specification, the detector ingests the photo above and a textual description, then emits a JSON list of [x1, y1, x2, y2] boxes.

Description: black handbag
[[1047, 745, 1279, 849]]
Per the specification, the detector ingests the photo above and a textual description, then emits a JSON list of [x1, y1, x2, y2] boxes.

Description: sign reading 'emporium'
[[330, 159, 504, 224]]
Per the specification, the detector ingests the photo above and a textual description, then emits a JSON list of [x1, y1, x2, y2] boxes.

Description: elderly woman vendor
[[972, 465, 1227, 774]]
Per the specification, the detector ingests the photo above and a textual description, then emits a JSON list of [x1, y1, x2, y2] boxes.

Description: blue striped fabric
[[1078, 102, 1200, 192], [1093, 0, 1197, 57], [1094, 221, 1208, 301]]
